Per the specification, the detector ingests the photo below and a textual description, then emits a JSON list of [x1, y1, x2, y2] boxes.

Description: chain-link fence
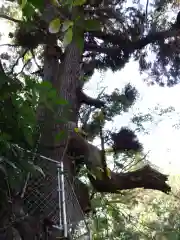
[[23, 153, 91, 239]]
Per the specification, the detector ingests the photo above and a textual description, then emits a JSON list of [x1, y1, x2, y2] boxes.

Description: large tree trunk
[[10, 3, 88, 238], [22, 39, 85, 239]]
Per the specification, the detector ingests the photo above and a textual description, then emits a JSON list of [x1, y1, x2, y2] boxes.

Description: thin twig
[[31, 49, 42, 70], [10, 49, 28, 74], [81, 87, 106, 128], [60, 138, 69, 163], [20, 173, 30, 198], [99, 118, 108, 178], [145, 0, 150, 21], [15, 58, 31, 76], [121, 151, 150, 172], [0, 44, 19, 48]]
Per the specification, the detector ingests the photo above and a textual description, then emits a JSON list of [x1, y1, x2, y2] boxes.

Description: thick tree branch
[[85, 28, 180, 54], [84, 43, 121, 54], [87, 31, 129, 45], [77, 87, 105, 108], [131, 28, 180, 50], [67, 134, 170, 195], [89, 165, 171, 194]]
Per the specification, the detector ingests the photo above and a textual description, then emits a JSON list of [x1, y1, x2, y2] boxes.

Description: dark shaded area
[[111, 127, 143, 154]]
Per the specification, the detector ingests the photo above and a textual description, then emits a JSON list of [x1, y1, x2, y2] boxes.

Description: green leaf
[[22, 2, 36, 20], [47, 89, 57, 100], [73, 27, 84, 53], [51, 0, 60, 6], [63, 27, 73, 47], [28, 161, 45, 177], [33, 164, 45, 177], [75, 34, 84, 53], [4, 158, 18, 170], [23, 51, 32, 63], [62, 20, 74, 32], [49, 18, 61, 34], [73, 0, 87, 6], [27, 0, 44, 10], [19, 0, 27, 8], [84, 19, 101, 31], [23, 127, 33, 146], [63, 0, 73, 5], [55, 131, 66, 142], [39, 81, 53, 89], [55, 98, 68, 105]]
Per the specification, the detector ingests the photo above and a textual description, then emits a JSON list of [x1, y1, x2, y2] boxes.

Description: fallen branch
[[89, 165, 171, 194]]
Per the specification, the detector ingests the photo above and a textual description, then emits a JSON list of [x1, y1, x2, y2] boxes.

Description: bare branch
[[15, 58, 31, 77], [121, 151, 150, 171], [77, 88, 105, 108], [80, 87, 106, 127], [10, 49, 28, 74], [131, 28, 180, 50], [0, 14, 21, 24], [30, 50, 42, 70], [85, 28, 180, 54]]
